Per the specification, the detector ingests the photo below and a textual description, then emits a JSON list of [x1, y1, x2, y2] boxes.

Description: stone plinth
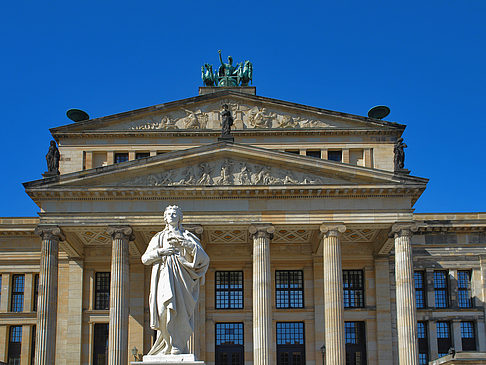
[[198, 86, 256, 95], [131, 354, 205, 364]]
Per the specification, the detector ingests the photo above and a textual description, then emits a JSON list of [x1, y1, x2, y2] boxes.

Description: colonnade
[[33, 222, 419, 365]]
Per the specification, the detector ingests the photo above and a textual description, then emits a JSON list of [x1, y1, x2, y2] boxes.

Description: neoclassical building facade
[[0, 86, 485, 365]]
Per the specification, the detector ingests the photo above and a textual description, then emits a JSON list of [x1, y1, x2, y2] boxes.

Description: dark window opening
[[305, 150, 321, 158], [276, 271, 304, 309], [135, 152, 150, 159], [414, 271, 426, 309], [215, 271, 243, 309], [93, 323, 109, 365], [114, 153, 128, 163], [8, 326, 22, 365], [285, 150, 300, 155], [434, 271, 449, 308], [417, 322, 428, 365], [461, 321, 476, 351], [437, 321, 451, 358], [276, 322, 305, 365], [30, 325, 36, 365], [343, 270, 364, 308], [95, 272, 110, 310], [458, 271, 472, 308], [33, 274, 39, 312], [345, 321, 367, 365], [11, 275, 25, 312], [215, 323, 243, 365], [328, 150, 342, 162]]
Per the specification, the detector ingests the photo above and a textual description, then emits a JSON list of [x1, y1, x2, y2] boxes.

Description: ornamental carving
[[115, 159, 342, 187]]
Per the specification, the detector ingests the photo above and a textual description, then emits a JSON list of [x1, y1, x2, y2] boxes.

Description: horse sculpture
[[201, 63, 216, 87], [238, 60, 253, 86]]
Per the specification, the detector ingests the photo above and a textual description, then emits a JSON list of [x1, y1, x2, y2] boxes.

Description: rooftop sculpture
[[202, 50, 253, 87]]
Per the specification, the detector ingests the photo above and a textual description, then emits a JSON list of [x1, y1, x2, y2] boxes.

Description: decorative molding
[[106, 226, 135, 241], [34, 225, 65, 242], [272, 227, 313, 244], [249, 224, 275, 240], [341, 228, 380, 243], [319, 223, 346, 238]]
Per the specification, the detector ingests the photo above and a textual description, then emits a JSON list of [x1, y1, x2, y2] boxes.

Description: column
[[34, 225, 65, 365], [249, 224, 274, 365], [374, 257, 393, 365], [106, 226, 133, 365], [319, 223, 346, 365], [66, 259, 84, 363], [392, 223, 419, 365]]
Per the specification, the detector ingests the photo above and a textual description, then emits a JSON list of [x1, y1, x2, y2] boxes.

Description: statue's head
[[164, 205, 183, 228], [222, 104, 228, 110], [50, 140, 57, 147], [228, 56, 233, 65]]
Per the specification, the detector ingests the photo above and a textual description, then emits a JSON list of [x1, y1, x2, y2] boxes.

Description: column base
[[131, 354, 205, 364]]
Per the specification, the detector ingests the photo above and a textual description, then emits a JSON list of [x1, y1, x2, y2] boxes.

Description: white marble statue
[[141, 205, 210, 356]]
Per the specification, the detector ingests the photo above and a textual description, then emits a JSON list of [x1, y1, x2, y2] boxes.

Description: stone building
[[0, 85, 485, 365]]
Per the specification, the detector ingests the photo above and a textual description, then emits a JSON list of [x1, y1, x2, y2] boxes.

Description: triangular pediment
[[24, 142, 427, 191], [50, 91, 404, 135]]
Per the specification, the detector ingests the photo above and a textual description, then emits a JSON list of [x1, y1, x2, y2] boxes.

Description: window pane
[[215, 323, 243, 345], [276, 322, 304, 345], [345, 322, 367, 365], [306, 150, 321, 158], [95, 272, 110, 310], [135, 152, 150, 159], [434, 272, 448, 308], [414, 272, 426, 309], [457, 271, 472, 308], [114, 153, 128, 163], [33, 274, 39, 312], [343, 270, 364, 308], [11, 275, 25, 312], [93, 323, 109, 365], [215, 271, 243, 309], [461, 321, 476, 351], [276, 271, 303, 309], [8, 326, 22, 364], [328, 150, 342, 162]]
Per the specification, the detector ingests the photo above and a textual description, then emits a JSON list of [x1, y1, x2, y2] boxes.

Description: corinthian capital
[[319, 223, 346, 238], [391, 222, 419, 238], [249, 224, 275, 240], [35, 225, 65, 242], [107, 226, 135, 241]]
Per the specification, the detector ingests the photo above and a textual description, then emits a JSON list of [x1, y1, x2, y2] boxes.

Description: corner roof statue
[[141, 205, 210, 359], [45, 140, 60, 176], [202, 50, 253, 87]]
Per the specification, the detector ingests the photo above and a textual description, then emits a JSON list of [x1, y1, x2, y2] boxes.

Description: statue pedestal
[[131, 354, 205, 364], [218, 136, 234, 143]]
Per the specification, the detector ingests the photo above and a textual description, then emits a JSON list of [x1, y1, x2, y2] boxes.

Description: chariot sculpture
[[202, 50, 253, 87]]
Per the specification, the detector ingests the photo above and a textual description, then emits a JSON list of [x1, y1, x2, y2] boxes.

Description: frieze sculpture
[[202, 50, 253, 87], [45, 140, 60, 175], [394, 137, 407, 170], [141, 205, 210, 356]]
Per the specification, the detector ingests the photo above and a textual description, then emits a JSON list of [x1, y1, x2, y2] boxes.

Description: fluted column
[[392, 223, 419, 365], [34, 225, 65, 365], [107, 226, 134, 365], [249, 224, 274, 365], [320, 223, 346, 365]]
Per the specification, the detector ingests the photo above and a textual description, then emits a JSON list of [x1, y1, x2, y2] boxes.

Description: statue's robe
[[141, 228, 210, 354]]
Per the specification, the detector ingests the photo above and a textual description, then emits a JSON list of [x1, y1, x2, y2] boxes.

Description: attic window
[[114, 153, 129, 163], [306, 150, 321, 159], [135, 152, 150, 159], [328, 150, 342, 162], [285, 150, 300, 155]]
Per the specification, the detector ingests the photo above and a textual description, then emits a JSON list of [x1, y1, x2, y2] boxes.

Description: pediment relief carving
[[100, 99, 342, 131], [110, 158, 348, 187]]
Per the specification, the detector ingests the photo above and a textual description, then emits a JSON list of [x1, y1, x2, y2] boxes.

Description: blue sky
[[1, 1, 485, 216]]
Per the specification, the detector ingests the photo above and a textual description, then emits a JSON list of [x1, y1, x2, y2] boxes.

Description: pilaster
[[66, 258, 84, 363], [319, 223, 346, 365], [249, 224, 274, 365], [374, 257, 393, 364]]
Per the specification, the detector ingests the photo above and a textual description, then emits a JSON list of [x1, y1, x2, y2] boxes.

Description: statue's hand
[[157, 247, 179, 257], [218, 49, 222, 54]]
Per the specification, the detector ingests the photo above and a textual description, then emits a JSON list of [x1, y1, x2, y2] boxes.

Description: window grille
[[457, 271, 472, 308], [417, 322, 428, 365], [345, 322, 367, 365], [343, 270, 364, 308], [215, 323, 244, 365], [114, 153, 128, 163], [434, 271, 449, 308], [8, 326, 22, 364], [93, 323, 109, 365], [11, 274, 25, 312], [436, 321, 451, 357], [215, 271, 243, 309], [414, 271, 426, 309], [95, 272, 110, 310], [33, 274, 39, 312], [276, 323, 305, 365], [461, 321, 476, 351], [328, 150, 342, 162], [30, 325, 36, 365], [276, 271, 304, 309]]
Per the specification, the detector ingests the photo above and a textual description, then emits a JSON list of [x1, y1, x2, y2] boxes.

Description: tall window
[[8, 326, 22, 365], [457, 271, 472, 308], [93, 323, 109, 365], [461, 321, 476, 351], [434, 271, 449, 308], [30, 325, 36, 365], [33, 274, 39, 312], [95, 272, 110, 310], [343, 270, 364, 308], [436, 321, 451, 358], [414, 271, 426, 309], [114, 153, 128, 163], [276, 322, 305, 365], [215, 271, 243, 309], [11, 275, 25, 312], [275, 270, 304, 309], [345, 321, 367, 365], [215, 323, 244, 365], [417, 322, 428, 365]]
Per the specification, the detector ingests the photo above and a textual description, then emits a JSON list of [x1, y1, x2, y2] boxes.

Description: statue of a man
[[141, 205, 210, 356], [46, 140, 60, 174], [221, 104, 234, 137], [394, 137, 407, 170]]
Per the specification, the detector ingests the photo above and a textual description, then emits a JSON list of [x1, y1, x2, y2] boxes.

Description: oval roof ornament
[[367, 105, 390, 120], [66, 109, 89, 123]]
